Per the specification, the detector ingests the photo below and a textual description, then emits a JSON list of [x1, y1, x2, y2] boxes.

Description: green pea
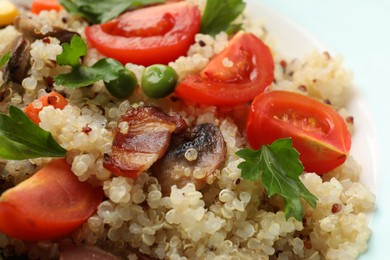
[[105, 69, 137, 99], [141, 64, 178, 98]]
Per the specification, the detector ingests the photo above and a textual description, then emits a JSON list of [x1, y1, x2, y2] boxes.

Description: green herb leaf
[[55, 58, 123, 88], [225, 23, 243, 36], [0, 106, 67, 160], [60, 0, 165, 24], [201, 0, 246, 36], [0, 51, 11, 67], [55, 35, 124, 88], [236, 138, 317, 221], [56, 35, 86, 67]]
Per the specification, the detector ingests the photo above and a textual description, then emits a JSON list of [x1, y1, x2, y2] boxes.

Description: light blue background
[[261, 0, 390, 258]]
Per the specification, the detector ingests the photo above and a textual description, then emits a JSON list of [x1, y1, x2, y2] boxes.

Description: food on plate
[[175, 31, 274, 106], [85, 2, 201, 66], [0, 0, 18, 27], [0, 159, 103, 241], [0, 0, 375, 259], [246, 90, 352, 174]]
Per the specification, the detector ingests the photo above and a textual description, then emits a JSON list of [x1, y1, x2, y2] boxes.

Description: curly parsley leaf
[[0, 106, 67, 160], [56, 35, 86, 67], [236, 138, 317, 221], [54, 35, 124, 88], [60, 0, 165, 24], [0, 51, 11, 67], [201, 0, 246, 36], [55, 58, 123, 88]]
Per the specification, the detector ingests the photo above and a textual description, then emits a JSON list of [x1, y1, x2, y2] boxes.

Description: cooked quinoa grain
[[0, 0, 375, 259]]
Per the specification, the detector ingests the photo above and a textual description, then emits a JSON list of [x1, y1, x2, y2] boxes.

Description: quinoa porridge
[[0, 0, 376, 259]]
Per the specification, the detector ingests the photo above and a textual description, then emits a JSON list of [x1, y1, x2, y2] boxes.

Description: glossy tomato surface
[[0, 159, 103, 241], [246, 91, 351, 174], [174, 32, 274, 106], [85, 2, 201, 66]]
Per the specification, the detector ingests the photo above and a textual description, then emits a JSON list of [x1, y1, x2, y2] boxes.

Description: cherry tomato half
[[85, 2, 201, 66], [31, 0, 62, 14], [246, 91, 351, 174], [0, 159, 103, 241], [174, 32, 274, 106]]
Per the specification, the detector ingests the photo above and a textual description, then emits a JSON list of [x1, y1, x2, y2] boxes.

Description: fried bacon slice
[[103, 106, 187, 178]]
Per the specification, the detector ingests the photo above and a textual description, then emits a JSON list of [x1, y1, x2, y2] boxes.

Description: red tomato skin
[[31, 0, 62, 14], [174, 32, 274, 106], [246, 91, 352, 174], [85, 2, 201, 66], [0, 159, 103, 241]]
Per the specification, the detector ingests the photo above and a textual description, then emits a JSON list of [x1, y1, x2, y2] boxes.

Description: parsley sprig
[[60, 0, 165, 24], [236, 138, 317, 221], [54, 35, 124, 89], [201, 0, 246, 36], [0, 106, 66, 160]]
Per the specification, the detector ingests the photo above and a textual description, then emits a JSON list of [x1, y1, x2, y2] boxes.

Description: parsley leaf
[[0, 106, 67, 160], [54, 35, 124, 89], [60, 0, 165, 24], [236, 138, 317, 221], [55, 58, 124, 88], [56, 35, 87, 67], [0, 51, 11, 67], [201, 0, 246, 36]]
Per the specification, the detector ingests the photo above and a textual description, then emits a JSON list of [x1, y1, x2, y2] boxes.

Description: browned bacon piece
[[103, 106, 187, 178]]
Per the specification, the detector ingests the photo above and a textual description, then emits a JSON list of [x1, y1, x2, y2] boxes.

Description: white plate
[[246, 0, 381, 258]]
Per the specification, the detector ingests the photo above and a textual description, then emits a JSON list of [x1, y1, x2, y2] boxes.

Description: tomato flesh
[[0, 159, 103, 241], [85, 2, 201, 66], [246, 91, 351, 174], [174, 32, 274, 106]]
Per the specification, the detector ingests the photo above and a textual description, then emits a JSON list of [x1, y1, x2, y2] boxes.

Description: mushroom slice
[[152, 123, 227, 196], [14, 16, 79, 44], [103, 106, 187, 178], [5, 35, 31, 84]]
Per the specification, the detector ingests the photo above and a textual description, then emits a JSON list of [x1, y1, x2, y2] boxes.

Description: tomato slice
[[85, 2, 201, 66], [174, 32, 274, 106], [31, 0, 62, 14], [0, 159, 103, 241], [246, 91, 351, 174]]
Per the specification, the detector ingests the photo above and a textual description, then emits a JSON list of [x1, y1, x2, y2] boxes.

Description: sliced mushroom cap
[[103, 106, 187, 178], [14, 16, 79, 44], [152, 123, 227, 196], [5, 35, 31, 84]]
